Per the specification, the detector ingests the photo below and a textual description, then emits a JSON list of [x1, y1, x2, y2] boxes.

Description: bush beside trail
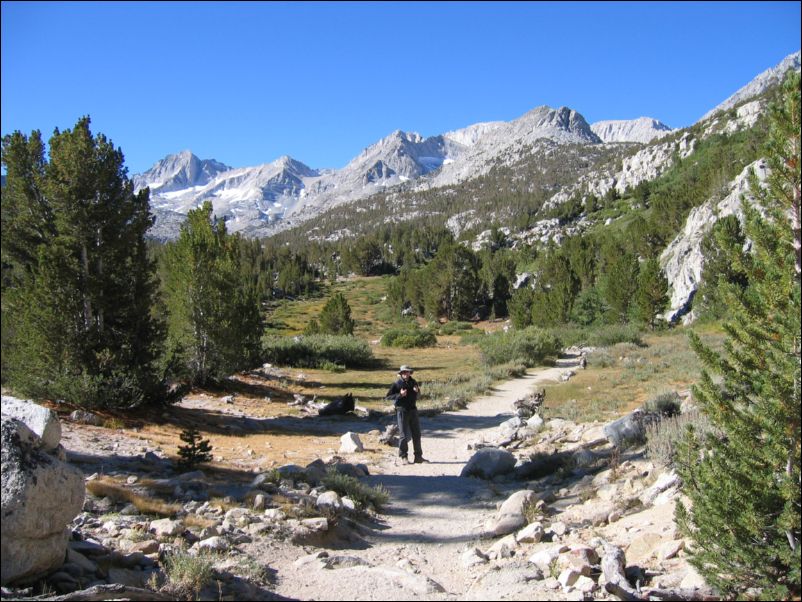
[[477, 327, 561, 367]]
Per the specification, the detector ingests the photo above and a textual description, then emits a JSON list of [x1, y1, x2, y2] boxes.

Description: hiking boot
[[413, 456, 429, 464]]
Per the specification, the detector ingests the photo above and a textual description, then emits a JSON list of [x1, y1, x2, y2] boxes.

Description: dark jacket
[[386, 376, 420, 409]]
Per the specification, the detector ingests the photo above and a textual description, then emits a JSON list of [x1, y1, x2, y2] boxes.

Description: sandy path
[[270, 358, 580, 600]]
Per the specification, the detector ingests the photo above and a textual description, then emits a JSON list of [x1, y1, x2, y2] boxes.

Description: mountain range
[[136, 100, 678, 241], [136, 51, 801, 323], [138, 51, 799, 242], [138, 106, 619, 240]]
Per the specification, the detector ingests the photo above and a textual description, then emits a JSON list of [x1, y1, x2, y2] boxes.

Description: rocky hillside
[[590, 117, 674, 144]]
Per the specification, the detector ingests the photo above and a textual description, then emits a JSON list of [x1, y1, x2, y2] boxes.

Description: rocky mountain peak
[[134, 150, 230, 194], [270, 155, 318, 177], [514, 106, 601, 143]]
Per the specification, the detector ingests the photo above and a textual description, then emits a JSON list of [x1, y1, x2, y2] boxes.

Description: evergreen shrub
[[380, 325, 437, 348], [262, 334, 374, 369], [477, 327, 561, 367]]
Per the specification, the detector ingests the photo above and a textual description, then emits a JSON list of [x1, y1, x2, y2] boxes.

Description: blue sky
[[2, 1, 800, 175]]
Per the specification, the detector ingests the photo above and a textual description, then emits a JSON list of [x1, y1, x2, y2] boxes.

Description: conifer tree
[[633, 258, 669, 329], [162, 202, 263, 385], [598, 242, 640, 323], [695, 215, 749, 319], [676, 72, 801, 598], [176, 426, 213, 470], [317, 292, 355, 335], [1, 117, 164, 407]]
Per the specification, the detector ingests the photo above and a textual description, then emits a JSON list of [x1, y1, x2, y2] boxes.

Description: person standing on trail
[[386, 365, 427, 464]]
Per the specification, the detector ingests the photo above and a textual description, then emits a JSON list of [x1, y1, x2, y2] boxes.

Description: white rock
[[498, 490, 537, 517], [149, 518, 183, 537], [660, 160, 767, 323], [680, 565, 708, 589], [515, 521, 544, 544], [198, 536, 229, 551], [558, 567, 582, 589], [526, 414, 544, 431], [1, 396, 62, 451], [529, 545, 569, 572], [339, 432, 364, 453], [1, 415, 84, 584], [591, 117, 674, 144], [575, 575, 598, 593], [301, 517, 329, 532], [487, 534, 518, 560], [550, 521, 567, 536], [658, 539, 685, 561], [639, 471, 680, 507], [316, 490, 342, 510]]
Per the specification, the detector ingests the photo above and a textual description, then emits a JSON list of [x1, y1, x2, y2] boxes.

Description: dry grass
[[541, 325, 724, 423], [645, 408, 715, 468], [86, 477, 181, 517], [160, 550, 217, 600], [182, 514, 218, 530]]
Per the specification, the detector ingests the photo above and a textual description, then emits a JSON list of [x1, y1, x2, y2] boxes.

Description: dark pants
[[396, 406, 422, 459]]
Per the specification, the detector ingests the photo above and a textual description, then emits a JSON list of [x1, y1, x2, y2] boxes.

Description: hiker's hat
[[398, 365, 414, 374]]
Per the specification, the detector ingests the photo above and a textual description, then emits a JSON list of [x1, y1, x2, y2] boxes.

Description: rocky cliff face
[[590, 117, 674, 144], [659, 159, 768, 323]]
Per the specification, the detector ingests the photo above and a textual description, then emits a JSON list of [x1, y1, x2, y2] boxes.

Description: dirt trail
[[270, 358, 581, 600]]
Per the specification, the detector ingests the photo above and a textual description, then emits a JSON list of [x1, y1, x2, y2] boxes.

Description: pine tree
[[162, 202, 263, 385], [633, 258, 669, 329], [676, 72, 801, 598], [1, 117, 164, 407], [176, 426, 213, 470], [529, 252, 579, 326], [695, 215, 749, 319], [598, 242, 640, 324], [317, 292, 355, 335]]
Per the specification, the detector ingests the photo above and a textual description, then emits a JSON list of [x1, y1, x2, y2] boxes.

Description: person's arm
[[386, 382, 402, 402]]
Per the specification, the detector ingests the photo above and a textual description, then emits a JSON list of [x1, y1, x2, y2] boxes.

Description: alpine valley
[[136, 51, 801, 323]]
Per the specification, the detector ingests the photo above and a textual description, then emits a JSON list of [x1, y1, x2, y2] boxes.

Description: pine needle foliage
[[317, 291, 355, 335], [161, 202, 263, 385], [676, 72, 801, 599], [1, 117, 164, 408], [176, 426, 213, 471]]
